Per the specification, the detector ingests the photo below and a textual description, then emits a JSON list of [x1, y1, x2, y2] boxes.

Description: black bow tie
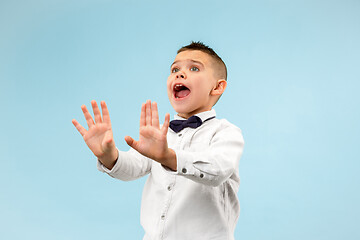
[[169, 115, 215, 133]]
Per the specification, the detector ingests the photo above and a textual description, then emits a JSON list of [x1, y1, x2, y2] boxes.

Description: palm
[[72, 101, 117, 160], [125, 100, 170, 163], [83, 122, 113, 157], [136, 125, 168, 160]]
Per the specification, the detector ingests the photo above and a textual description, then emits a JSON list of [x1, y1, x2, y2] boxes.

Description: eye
[[171, 67, 180, 73], [190, 66, 199, 72]]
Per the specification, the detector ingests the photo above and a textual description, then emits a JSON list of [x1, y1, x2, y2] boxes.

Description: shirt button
[[161, 215, 165, 220], [167, 185, 172, 191], [200, 173, 204, 178], [182, 168, 187, 173], [178, 133, 182, 137]]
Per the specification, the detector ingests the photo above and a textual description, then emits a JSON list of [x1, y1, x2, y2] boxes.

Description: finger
[[91, 100, 102, 124], [140, 103, 146, 128], [101, 101, 111, 125], [81, 104, 95, 128], [151, 101, 160, 128], [72, 119, 87, 136], [145, 100, 151, 126], [161, 113, 170, 135]]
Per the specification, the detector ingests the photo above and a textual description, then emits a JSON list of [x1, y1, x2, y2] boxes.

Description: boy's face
[[167, 50, 222, 119]]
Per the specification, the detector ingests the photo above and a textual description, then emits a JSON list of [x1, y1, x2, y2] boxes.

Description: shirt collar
[[174, 109, 216, 122]]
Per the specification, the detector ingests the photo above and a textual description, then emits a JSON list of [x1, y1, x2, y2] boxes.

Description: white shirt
[[98, 109, 244, 240]]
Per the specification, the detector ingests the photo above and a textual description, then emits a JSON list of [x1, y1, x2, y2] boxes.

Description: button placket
[[158, 176, 176, 238]]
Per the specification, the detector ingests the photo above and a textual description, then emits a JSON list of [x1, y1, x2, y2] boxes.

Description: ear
[[211, 79, 227, 96]]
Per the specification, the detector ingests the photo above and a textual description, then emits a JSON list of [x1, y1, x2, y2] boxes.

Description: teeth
[[174, 84, 184, 91]]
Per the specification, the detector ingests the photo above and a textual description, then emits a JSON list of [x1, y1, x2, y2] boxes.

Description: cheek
[[166, 76, 172, 87], [166, 79, 172, 97], [194, 84, 212, 99], [166, 81, 170, 91]]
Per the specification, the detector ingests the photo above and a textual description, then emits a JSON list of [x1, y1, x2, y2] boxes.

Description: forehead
[[173, 50, 213, 65]]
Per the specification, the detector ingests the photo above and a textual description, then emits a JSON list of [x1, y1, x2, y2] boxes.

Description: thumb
[[102, 133, 115, 152], [124, 136, 138, 150]]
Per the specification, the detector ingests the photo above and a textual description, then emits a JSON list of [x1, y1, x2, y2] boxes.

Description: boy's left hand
[[125, 100, 177, 171]]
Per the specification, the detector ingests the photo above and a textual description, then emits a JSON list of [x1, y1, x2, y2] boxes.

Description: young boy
[[72, 42, 244, 240]]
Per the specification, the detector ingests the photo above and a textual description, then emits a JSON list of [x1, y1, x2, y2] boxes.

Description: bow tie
[[169, 115, 215, 133]]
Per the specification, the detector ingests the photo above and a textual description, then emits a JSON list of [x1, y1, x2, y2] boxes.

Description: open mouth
[[173, 83, 190, 99]]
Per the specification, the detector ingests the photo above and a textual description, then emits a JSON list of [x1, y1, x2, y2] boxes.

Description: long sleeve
[[171, 122, 244, 187], [97, 148, 152, 181]]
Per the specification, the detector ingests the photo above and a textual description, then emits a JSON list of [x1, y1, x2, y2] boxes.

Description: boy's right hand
[[72, 100, 118, 169]]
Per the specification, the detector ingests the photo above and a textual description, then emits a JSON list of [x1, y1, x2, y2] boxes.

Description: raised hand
[[72, 100, 118, 169], [125, 100, 177, 170]]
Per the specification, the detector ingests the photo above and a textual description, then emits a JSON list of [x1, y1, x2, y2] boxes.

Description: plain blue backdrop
[[1, 0, 359, 239]]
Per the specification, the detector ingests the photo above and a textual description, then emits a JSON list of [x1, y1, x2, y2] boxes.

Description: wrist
[[161, 148, 177, 171], [99, 148, 118, 170]]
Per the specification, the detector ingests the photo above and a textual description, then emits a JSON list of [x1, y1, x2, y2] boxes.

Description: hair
[[177, 41, 227, 80]]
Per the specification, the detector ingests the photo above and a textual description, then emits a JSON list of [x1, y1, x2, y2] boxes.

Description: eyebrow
[[170, 60, 205, 68]]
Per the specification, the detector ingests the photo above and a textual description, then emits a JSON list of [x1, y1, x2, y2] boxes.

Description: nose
[[176, 71, 186, 79]]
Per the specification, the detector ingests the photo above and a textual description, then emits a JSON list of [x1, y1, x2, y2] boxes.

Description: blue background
[[1, 0, 359, 239]]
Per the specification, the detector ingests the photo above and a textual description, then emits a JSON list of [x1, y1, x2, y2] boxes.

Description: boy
[[72, 42, 244, 240]]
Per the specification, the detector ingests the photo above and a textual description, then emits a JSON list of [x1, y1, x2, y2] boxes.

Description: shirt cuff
[[162, 149, 219, 185]]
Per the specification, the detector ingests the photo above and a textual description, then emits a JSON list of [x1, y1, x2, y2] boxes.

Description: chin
[[169, 97, 208, 117], [170, 103, 189, 116], [172, 105, 190, 115]]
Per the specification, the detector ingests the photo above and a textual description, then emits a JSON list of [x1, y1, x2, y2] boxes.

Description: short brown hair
[[177, 41, 227, 80]]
